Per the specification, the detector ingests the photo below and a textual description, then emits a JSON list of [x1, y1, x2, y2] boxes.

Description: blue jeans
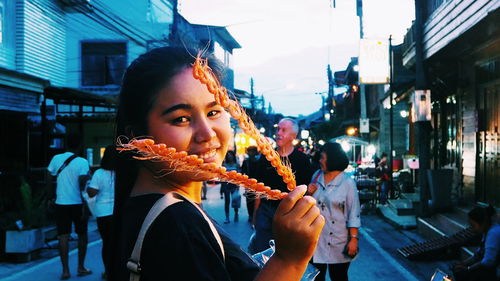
[[380, 181, 389, 204]]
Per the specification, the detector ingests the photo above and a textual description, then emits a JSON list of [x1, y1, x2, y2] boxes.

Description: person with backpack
[[47, 133, 92, 280]]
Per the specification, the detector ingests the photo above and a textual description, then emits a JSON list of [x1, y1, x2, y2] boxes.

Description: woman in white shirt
[[87, 145, 116, 279], [308, 142, 361, 281]]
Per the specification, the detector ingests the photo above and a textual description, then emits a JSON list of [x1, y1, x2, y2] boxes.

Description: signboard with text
[[359, 39, 390, 84], [360, 118, 369, 133]]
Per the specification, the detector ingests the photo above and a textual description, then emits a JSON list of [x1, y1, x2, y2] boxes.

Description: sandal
[[60, 273, 70, 280], [77, 269, 92, 276]]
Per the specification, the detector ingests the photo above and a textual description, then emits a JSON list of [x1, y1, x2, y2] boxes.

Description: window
[[214, 42, 232, 68], [81, 42, 127, 86], [214, 42, 225, 64]]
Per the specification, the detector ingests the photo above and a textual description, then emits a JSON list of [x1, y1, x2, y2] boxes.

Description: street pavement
[[0, 184, 452, 281]]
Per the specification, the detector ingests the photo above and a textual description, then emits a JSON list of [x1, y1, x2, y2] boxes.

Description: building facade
[[402, 0, 500, 206]]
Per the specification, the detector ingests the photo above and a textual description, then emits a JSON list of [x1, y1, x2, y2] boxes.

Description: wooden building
[[402, 0, 499, 206]]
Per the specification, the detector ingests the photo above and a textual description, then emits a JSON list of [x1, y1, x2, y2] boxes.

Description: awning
[[44, 86, 117, 107], [329, 135, 369, 146]]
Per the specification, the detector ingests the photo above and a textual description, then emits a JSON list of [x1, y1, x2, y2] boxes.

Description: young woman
[[307, 142, 361, 281], [452, 205, 500, 281], [87, 145, 116, 279], [110, 47, 324, 281]]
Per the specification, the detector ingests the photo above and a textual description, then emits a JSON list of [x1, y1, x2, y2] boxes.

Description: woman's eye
[[172, 116, 190, 124], [207, 110, 221, 118]]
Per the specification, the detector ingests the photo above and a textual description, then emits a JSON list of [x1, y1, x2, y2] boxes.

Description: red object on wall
[[392, 159, 403, 171]]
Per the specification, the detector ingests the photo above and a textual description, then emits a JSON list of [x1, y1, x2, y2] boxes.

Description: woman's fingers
[[301, 203, 322, 225], [275, 185, 307, 215], [311, 213, 325, 231], [287, 195, 317, 219]]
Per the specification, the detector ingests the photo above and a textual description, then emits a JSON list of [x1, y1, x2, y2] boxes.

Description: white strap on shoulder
[[127, 192, 225, 281]]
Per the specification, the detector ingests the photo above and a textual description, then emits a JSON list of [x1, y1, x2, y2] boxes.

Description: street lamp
[[324, 113, 331, 121], [300, 130, 309, 139], [346, 126, 357, 136]]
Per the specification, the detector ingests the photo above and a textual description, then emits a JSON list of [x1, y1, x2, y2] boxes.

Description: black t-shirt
[[254, 148, 314, 208], [118, 194, 260, 281]]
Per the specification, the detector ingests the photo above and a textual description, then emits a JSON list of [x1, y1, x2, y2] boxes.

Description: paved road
[[1, 184, 450, 281]]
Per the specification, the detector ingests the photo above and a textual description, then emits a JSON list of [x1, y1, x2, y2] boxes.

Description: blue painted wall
[[15, 0, 66, 86]]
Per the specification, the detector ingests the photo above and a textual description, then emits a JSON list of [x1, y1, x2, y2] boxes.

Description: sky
[[178, 0, 415, 117]]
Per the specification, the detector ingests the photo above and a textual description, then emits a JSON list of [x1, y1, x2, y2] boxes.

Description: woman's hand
[[307, 183, 318, 195], [273, 185, 325, 263], [346, 238, 358, 257], [256, 186, 324, 281]]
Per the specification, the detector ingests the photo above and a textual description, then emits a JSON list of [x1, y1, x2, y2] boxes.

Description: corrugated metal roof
[[44, 86, 117, 107]]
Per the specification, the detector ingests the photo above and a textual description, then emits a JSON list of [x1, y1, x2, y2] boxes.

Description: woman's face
[[319, 152, 328, 172], [147, 67, 231, 176], [469, 218, 487, 233]]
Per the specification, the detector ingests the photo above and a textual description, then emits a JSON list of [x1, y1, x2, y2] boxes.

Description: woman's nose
[[194, 118, 216, 143]]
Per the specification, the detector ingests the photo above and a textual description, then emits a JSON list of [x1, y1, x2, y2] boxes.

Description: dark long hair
[[321, 142, 349, 172], [100, 145, 117, 171], [110, 47, 223, 281]]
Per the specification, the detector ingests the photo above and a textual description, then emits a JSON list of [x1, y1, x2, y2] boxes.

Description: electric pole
[[415, 0, 431, 216]]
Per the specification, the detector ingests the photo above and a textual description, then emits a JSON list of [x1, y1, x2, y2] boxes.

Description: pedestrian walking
[[86, 145, 116, 280], [376, 152, 390, 205], [307, 142, 361, 281], [252, 118, 315, 253], [221, 150, 241, 223], [201, 181, 208, 200], [241, 146, 260, 223], [110, 46, 324, 281], [46, 133, 92, 280]]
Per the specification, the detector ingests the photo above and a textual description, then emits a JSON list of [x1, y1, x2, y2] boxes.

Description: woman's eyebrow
[[206, 101, 218, 108], [161, 104, 191, 116]]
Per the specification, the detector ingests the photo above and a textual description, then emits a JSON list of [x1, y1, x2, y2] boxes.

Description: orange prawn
[[118, 138, 287, 200]]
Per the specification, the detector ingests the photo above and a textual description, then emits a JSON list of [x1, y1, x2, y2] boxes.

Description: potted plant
[[0, 175, 47, 261]]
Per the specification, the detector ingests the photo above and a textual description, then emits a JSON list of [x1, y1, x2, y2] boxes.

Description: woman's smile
[[194, 148, 218, 162]]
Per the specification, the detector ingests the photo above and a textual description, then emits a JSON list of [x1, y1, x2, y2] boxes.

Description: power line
[[91, 1, 158, 41]]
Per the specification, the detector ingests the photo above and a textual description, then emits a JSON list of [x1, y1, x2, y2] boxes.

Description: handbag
[[81, 190, 97, 217]]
